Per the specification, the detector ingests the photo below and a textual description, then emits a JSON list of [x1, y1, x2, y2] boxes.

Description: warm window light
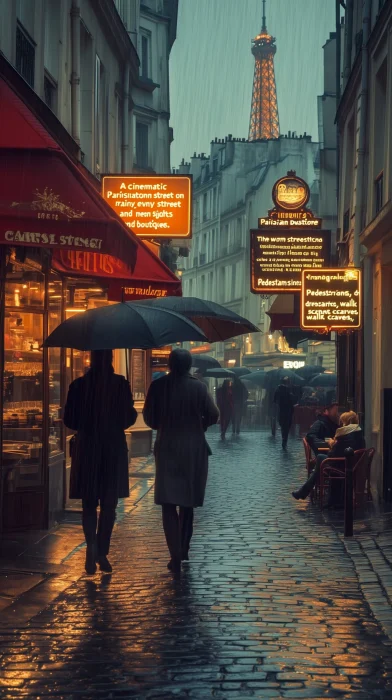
[[66, 308, 86, 314], [268, 334, 273, 340], [228, 359, 236, 365]]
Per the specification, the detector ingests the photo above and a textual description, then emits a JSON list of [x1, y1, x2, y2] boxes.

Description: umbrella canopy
[[264, 368, 305, 390], [229, 367, 252, 377], [204, 368, 235, 379], [43, 302, 207, 350], [192, 355, 221, 370], [309, 373, 337, 387], [296, 365, 327, 380], [135, 297, 260, 341], [242, 370, 267, 387]]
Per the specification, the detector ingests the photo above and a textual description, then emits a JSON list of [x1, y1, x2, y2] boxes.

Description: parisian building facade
[[337, 0, 391, 500]]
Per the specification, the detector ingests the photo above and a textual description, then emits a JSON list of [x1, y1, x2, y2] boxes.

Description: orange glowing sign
[[273, 173, 310, 211], [301, 268, 362, 331], [102, 175, 192, 239]]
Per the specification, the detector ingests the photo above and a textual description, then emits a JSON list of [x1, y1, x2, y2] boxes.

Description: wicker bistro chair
[[319, 448, 374, 510]]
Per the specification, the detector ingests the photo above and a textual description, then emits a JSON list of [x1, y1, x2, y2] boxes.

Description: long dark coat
[[64, 369, 137, 500], [143, 374, 219, 508]]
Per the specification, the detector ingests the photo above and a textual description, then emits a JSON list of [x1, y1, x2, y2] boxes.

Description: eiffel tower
[[248, 0, 280, 141]]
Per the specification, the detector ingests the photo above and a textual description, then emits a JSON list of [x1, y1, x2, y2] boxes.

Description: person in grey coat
[[143, 349, 219, 574], [64, 350, 137, 575]]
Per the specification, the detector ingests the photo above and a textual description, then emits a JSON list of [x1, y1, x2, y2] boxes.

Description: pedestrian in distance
[[306, 402, 339, 455], [273, 377, 296, 449], [143, 349, 219, 574], [64, 350, 137, 575], [292, 410, 365, 503], [231, 377, 248, 435], [216, 379, 233, 440]]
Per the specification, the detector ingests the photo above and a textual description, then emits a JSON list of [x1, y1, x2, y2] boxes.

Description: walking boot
[[167, 558, 181, 574], [292, 489, 306, 501], [85, 543, 97, 575], [97, 555, 112, 573]]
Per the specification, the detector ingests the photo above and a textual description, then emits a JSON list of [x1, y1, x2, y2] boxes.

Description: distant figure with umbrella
[[64, 350, 137, 575], [273, 377, 296, 450], [216, 379, 233, 440], [143, 349, 219, 574], [232, 377, 249, 435]]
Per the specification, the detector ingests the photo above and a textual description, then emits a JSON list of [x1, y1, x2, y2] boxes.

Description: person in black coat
[[274, 378, 296, 449], [143, 349, 219, 574], [64, 350, 137, 574], [306, 403, 340, 455], [293, 410, 365, 502], [231, 378, 248, 435]]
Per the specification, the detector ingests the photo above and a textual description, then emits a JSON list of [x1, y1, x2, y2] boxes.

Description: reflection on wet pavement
[[1, 431, 392, 698]]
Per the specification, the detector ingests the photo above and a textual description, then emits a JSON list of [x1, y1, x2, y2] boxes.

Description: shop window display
[[3, 304, 44, 489], [48, 273, 62, 455]]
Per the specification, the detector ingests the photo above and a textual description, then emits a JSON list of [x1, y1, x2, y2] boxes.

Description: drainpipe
[[122, 63, 130, 173], [343, 0, 354, 86], [353, 0, 371, 268], [70, 0, 81, 145]]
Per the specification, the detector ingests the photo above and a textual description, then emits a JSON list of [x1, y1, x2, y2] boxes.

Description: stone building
[[337, 0, 391, 499]]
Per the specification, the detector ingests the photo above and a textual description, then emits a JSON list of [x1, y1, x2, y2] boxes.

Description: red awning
[[267, 295, 299, 332], [0, 77, 137, 267], [52, 243, 182, 301]]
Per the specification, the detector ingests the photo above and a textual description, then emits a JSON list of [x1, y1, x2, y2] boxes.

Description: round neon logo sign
[[273, 174, 310, 211]]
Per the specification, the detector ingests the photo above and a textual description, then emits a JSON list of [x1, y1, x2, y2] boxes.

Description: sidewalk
[[1, 430, 392, 699], [0, 455, 155, 626], [324, 503, 392, 642]]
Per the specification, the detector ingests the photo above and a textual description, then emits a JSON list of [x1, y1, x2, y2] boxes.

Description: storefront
[[0, 76, 181, 532]]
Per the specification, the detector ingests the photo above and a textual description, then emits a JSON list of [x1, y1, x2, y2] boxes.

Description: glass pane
[[3, 312, 44, 488], [6, 262, 45, 308], [48, 274, 62, 455]]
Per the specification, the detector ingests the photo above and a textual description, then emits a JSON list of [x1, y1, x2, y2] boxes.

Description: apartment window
[[231, 264, 237, 299], [16, 23, 35, 87], [213, 158, 218, 174], [374, 59, 387, 213], [95, 55, 106, 175], [44, 73, 57, 112], [203, 192, 208, 221], [219, 148, 226, 168], [136, 122, 149, 168], [140, 30, 151, 79], [375, 172, 384, 214]]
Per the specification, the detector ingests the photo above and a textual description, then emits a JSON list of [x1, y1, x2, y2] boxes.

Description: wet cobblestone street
[[1, 430, 392, 699]]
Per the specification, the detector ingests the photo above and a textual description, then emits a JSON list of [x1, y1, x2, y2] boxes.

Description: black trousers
[[279, 416, 292, 446], [162, 505, 194, 561], [82, 495, 118, 556]]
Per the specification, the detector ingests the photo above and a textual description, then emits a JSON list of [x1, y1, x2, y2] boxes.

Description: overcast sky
[[169, 0, 337, 169]]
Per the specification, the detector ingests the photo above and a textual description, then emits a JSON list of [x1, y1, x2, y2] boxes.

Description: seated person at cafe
[[306, 403, 340, 455], [292, 411, 365, 503]]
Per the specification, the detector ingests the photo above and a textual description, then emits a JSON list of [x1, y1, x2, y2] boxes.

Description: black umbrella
[[230, 367, 252, 377], [296, 365, 326, 380], [204, 368, 235, 379], [192, 355, 221, 370], [309, 373, 337, 387], [264, 368, 305, 390], [44, 302, 207, 350], [242, 370, 267, 387], [135, 297, 260, 341]]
